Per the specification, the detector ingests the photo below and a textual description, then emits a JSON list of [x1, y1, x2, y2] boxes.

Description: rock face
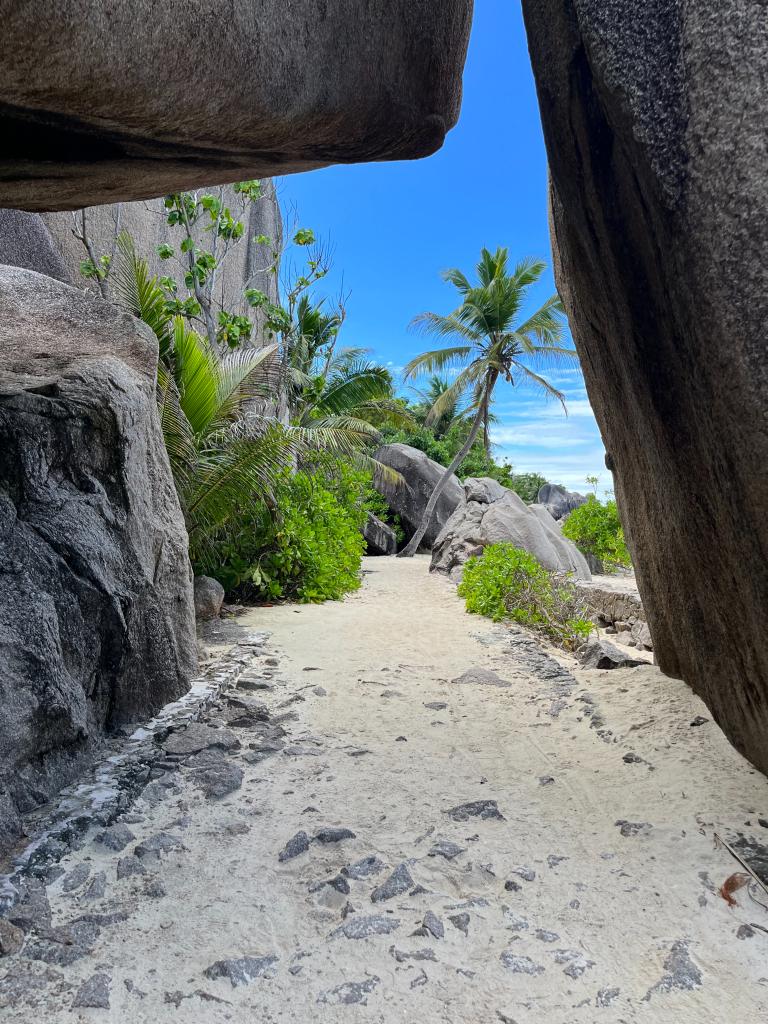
[[0, 182, 283, 336], [0, 267, 196, 855], [363, 513, 397, 556], [431, 478, 591, 582], [521, 2, 768, 771], [374, 445, 464, 550], [1, 3, 473, 210], [537, 483, 588, 521]]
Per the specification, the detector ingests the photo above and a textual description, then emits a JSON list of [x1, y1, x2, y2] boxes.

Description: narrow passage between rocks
[[2, 557, 766, 1022]]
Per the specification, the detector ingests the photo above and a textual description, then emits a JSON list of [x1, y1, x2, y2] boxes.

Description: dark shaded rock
[[363, 512, 397, 555], [537, 484, 588, 521], [163, 723, 240, 756], [191, 762, 244, 799], [521, 0, 768, 774], [61, 863, 90, 892], [278, 831, 311, 863], [449, 913, 470, 935], [1, 5, 472, 210], [0, 209, 71, 281], [72, 972, 111, 1009], [534, 929, 559, 943], [513, 866, 536, 882], [445, 800, 505, 822], [310, 875, 350, 896], [134, 832, 186, 860], [373, 444, 464, 549], [615, 820, 652, 838], [0, 268, 195, 856], [331, 915, 401, 940], [432, 479, 590, 581], [117, 855, 147, 879], [204, 955, 278, 987], [0, 919, 24, 956], [578, 639, 645, 670], [500, 952, 544, 975], [318, 976, 380, 1005], [6, 879, 51, 933], [424, 701, 448, 711], [554, 949, 595, 979], [194, 576, 225, 621], [371, 863, 415, 903], [737, 924, 755, 939], [96, 823, 137, 852], [690, 716, 709, 728], [342, 856, 387, 881], [597, 988, 621, 1008], [504, 879, 522, 893], [313, 827, 356, 845]]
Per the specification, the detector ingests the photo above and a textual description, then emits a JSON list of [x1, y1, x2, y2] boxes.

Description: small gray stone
[[332, 915, 401, 940], [313, 686, 327, 696], [62, 863, 90, 892], [96, 823, 137, 852], [419, 911, 444, 940], [596, 987, 620, 1007], [737, 924, 755, 939], [504, 879, 522, 893], [500, 952, 544, 975], [371, 863, 414, 903], [513, 866, 536, 882], [134, 833, 185, 860], [313, 827, 356, 845], [192, 763, 244, 799], [391, 947, 436, 962], [428, 840, 465, 861], [554, 949, 595, 978], [73, 972, 111, 1009], [451, 667, 511, 688], [117, 856, 147, 879], [0, 919, 24, 956], [163, 722, 240, 756], [535, 929, 559, 943], [578, 638, 645, 670], [318, 977, 380, 1005], [204, 955, 278, 987], [449, 913, 470, 935], [502, 910, 529, 931], [644, 941, 702, 1000], [82, 871, 107, 901], [546, 855, 568, 869], [615, 819, 652, 838], [342, 856, 387, 880], [445, 800, 504, 822], [424, 702, 448, 710], [278, 831, 311, 863]]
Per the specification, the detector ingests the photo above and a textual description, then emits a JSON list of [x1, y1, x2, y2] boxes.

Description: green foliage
[[194, 461, 370, 603], [457, 543, 593, 650], [561, 496, 632, 572]]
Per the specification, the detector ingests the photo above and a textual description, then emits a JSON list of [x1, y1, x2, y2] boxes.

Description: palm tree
[[398, 247, 578, 557]]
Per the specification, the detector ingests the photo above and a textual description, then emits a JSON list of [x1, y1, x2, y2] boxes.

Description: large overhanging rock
[[1, 2, 473, 211], [521, 3, 768, 770], [374, 444, 464, 550], [0, 267, 196, 855], [431, 477, 591, 583]]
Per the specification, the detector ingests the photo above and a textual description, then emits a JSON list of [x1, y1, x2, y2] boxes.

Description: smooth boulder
[[363, 513, 397, 556], [2, 2, 473, 210], [431, 478, 591, 582], [537, 483, 588, 521], [522, 1, 768, 772], [194, 577, 225, 621], [0, 267, 196, 856], [374, 445, 464, 550]]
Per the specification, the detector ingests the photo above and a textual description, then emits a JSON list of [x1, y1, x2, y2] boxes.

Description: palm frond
[[511, 362, 568, 412], [112, 231, 172, 355], [402, 346, 473, 381]]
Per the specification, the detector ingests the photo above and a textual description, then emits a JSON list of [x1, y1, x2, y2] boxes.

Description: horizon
[[277, 0, 608, 496]]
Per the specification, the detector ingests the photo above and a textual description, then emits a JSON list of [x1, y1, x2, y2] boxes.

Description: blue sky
[[276, 1, 606, 493]]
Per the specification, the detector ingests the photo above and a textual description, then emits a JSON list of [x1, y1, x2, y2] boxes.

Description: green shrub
[[457, 543, 593, 650], [192, 460, 370, 603], [561, 496, 631, 572]]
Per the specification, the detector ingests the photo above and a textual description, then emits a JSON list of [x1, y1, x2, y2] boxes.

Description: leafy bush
[[457, 543, 593, 650], [561, 497, 631, 572], [192, 461, 371, 603]]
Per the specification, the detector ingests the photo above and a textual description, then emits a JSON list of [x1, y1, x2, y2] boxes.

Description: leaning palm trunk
[[398, 383, 490, 558]]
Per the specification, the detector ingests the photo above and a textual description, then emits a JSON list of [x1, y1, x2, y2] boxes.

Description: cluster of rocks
[[575, 580, 652, 651]]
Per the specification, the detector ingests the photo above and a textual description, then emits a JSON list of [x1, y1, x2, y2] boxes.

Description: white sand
[[4, 555, 768, 1022]]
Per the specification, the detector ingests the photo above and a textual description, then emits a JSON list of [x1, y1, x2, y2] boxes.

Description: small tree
[[398, 247, 578, 556]]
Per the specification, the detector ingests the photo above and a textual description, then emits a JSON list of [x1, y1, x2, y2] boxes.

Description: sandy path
[[2, 556, 768, 1022]]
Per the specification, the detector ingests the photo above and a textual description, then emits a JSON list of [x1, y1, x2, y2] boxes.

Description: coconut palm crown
[[398, 246, 579, 557]]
